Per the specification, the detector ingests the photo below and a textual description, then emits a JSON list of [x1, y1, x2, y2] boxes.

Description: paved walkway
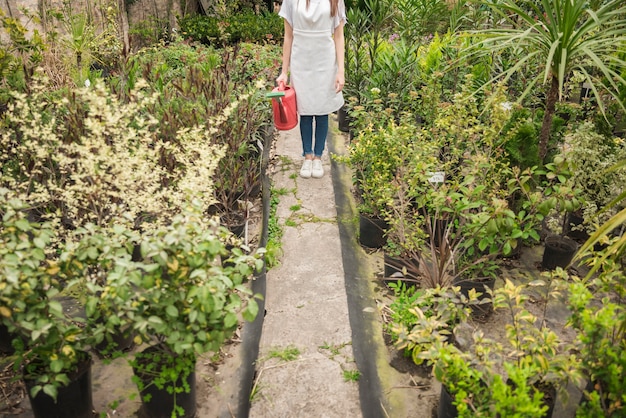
[[249, 119, 362, 417]]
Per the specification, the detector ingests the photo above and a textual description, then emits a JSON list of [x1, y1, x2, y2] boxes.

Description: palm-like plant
[[477, 0, 626, 160]]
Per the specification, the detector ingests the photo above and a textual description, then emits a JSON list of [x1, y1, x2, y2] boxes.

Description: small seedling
[[267, 345, 301, 362], [343, 369, 361, 382], [274, 187, 290, 196], [290, 204, 301, 212], [319, 341, 351, 359]]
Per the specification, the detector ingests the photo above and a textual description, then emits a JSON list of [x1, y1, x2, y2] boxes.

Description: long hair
[[306, 0, 339, 17]]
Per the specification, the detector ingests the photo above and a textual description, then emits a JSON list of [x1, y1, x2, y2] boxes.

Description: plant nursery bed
[[374, 242, 584, 417]]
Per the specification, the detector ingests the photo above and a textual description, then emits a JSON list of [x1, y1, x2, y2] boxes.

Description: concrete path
[[249, 120, 362, 417]]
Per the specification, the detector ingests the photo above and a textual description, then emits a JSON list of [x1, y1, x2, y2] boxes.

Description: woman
[[277, 0, 346, 179]]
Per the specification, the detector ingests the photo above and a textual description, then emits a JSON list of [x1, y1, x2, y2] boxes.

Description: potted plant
[[383, 83, 527, 300], [559, 121, 626, 241], [477, 0, 626, 161], [539, 154, 583, 270], [567, 224, 626, 417], [336, 119, 417, 249], [432, 337, 550, 418], [416, 277, 581, 418], [65, 222, 144, 357], [0, 189, 96, 418], [387, 283, 476, 367], [97, 204, 264, 418]]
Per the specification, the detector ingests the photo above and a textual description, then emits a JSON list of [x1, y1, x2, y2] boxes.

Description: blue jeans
[[299, 115, 328, 158]]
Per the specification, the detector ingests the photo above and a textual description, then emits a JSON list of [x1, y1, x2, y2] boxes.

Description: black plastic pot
[[95, 325, 135, 357], [337, 105, 351, 133], [453, 276, 496, 319], [565, 212, 589, 241], [25, 353, 94, 418], [383, 252, 419, 282], [437, 385, 458, 418], [133, 346, 196, 418], [541, 235, 577, 270], [0, 324, 16, 354], [358, 213, 388, 249]]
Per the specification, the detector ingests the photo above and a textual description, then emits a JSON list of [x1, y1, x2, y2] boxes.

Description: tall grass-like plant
[[476, 0, 626, 160], [393, 0, 451, 41]]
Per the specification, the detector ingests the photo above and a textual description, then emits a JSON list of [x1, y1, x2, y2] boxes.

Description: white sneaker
[[311, 159, 324, 178], [300, 159, 313, 178]]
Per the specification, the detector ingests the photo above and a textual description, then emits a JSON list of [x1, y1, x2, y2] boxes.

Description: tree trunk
[[538, 76, 559, 161], [118, 0, 130, 57]]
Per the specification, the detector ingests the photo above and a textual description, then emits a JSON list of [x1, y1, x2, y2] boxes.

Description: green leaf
[[33, 237, 46, 249], [42, 384, 58, 400], [224, 313, 237, 329], [14, 219, 30, 232], [29, 385, 42, 399], [48, 300, 63, 317], [165, 305, 179, 318], [147, 316, 164, 328], [50, 359, 64, 373], [243, 299, 259, 322]]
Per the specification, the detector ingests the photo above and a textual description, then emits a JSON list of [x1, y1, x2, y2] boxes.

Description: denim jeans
[[299, 115, 329, 157]]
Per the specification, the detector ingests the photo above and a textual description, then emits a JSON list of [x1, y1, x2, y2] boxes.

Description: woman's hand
[[335, 73, 345, 93], [276, 72, 289, 86]]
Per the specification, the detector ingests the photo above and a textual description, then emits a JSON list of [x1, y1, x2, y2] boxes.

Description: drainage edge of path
[[328, 126, 416, 418]]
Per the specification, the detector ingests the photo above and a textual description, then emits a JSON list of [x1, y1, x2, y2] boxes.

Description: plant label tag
[[427, 171, 445, 184]]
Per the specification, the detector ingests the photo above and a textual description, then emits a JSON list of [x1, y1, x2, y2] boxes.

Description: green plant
[[423, 277, 580, 417], [433, 339, 549, 417], [392, 0, 451, 42], [267, 345, 301, 362], [129, 205, 263, 350], [336, 119, 417, 219], [0, 8, 45, 98], [477, 0, 626, 160], [492, 278, 580, 391], [265, 191, 284, 269], [178, 11, 283, 46], [568, 241, 626, 417], [95, 204, 264, 415], [0, 189, 89, 400], [119, 44, 272, 223], [1, 75, 226, 242], [65, 222, 143, 357], [343, 0, 394, 106], [389, 285, 473, 365], [342, 369, 361, 382], [383, 82, 537, 286], [560, 121, 626, 234]]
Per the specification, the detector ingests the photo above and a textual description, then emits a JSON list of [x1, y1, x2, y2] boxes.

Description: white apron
[[290, 0, 344, 115]]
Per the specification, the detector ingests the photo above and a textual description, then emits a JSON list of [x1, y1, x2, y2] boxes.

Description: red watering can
[[266, 82, 298, 131]]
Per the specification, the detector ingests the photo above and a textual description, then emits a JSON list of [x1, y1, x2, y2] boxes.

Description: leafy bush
[[388, 284, 472, 365], [111, 41, 279, 217], [178, 11, 283, 46], [0, 74, 225, 241]]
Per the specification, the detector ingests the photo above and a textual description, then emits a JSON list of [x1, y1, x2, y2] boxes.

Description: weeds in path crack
[[319, 341, 360, 382], [266, 345, 301, 362], [266, 187, 285, 269], [250, 345, 308, 403], [342, 370, 361, 382]]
